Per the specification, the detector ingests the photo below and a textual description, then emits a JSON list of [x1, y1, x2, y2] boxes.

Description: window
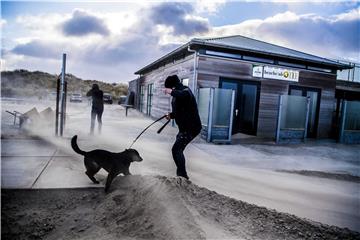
[[242, 55, 274, 64], [205, 50, 242, 60], [307, 66, 332, 73], [278, 61, 306, 69]]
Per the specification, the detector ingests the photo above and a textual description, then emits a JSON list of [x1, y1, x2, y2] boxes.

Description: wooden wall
[[196, 55, 337, 139], [138, 55, 195, 119], [133, 54, 336, 139], [298, 71, 336, 138]]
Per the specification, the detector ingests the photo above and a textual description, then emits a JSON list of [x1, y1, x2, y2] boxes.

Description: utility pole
[[56, 53, 67, 137]]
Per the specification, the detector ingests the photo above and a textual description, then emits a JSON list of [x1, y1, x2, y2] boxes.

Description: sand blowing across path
[[2, 175, 359, 240]]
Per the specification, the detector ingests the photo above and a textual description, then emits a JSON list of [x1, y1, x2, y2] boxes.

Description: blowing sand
[[2, 175, 359, 240]]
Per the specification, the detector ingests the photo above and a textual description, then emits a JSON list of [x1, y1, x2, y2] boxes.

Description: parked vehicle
[[48, 91, 57, 101], [103, 93, 113, 104], [117, 95, 127, 105], [70, 93, 82, 103]]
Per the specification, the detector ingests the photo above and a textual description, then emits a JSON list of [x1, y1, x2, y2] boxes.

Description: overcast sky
[[1, 1, 359, 83]]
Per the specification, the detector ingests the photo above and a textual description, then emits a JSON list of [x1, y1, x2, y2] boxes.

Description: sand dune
[[2, 175, 359, 240]]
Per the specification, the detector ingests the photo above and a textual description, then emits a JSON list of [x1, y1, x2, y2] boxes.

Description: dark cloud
[[150, 2, 210, 36], [82, 32, 163, 67], [257, 12, 360, 58], [11, 40, 62, 59], [9, 3, 208, 67], [61, 10, 109, 36]]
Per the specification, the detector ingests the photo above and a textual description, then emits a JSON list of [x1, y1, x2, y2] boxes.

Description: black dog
[[71, 135, 143, 192]]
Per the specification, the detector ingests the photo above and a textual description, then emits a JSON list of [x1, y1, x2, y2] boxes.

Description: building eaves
[[134, 43, 190, 75], [191, 36, 350, 70], [134, 35, 352, 75]]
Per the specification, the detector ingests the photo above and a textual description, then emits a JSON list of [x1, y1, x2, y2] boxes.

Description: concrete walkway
[[1, 138, 106, 189]]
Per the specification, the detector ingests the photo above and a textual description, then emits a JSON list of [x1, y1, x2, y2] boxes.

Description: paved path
[[1, 138, 104, 189]]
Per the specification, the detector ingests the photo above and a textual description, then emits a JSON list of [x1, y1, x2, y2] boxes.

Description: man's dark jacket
[[86, 88, 104, 111], [170, 84, 202, 136]]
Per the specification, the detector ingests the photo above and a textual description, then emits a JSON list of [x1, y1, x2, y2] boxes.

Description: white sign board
[[263, 66, 299, 82], [252, 65, 299, 82], [252, 65, 263, 77]]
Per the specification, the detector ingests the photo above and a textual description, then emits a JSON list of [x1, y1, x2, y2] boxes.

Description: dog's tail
[[71, 135, 87, 156]]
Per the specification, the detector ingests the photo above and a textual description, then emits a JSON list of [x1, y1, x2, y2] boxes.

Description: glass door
[[289, 86, 321, 138], [220, 78, 260, 135]]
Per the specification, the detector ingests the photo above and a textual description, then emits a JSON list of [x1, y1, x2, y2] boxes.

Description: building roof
[[135, 35, 351, 75]]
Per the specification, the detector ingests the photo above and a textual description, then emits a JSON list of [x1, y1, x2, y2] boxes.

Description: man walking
[[164, 75, 202, 180], [86, 84, 104, 135]]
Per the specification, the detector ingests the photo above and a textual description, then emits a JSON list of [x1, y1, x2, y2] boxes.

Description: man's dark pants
[[171, 132, 197, 179], [90, 108, 103, 134]]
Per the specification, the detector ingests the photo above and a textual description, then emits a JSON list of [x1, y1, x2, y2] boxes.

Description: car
[[48, 91, 57, 101], [70, 93, 83, 102], [103, 93, 113, 104], [117, 95, 127, 105]]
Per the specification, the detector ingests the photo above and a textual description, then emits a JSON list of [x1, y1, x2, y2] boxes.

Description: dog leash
[[157, 119, 171, 134], [128, 115, 168, 148]]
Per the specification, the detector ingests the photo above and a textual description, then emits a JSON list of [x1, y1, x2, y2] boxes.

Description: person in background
[[164, 75, 202, 180], [86, 84, 104, 135]]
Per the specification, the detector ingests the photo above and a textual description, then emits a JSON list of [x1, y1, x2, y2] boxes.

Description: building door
[[289, 86, 321, 138], [220, 78, 260, 135]]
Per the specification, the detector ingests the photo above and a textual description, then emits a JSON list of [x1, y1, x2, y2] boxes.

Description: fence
[[276, 95, 310, 143], [339, 100, 360, 144], [198, 88, 235, 143]]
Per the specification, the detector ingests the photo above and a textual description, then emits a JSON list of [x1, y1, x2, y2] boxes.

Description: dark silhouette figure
[[164, 75, 202, 180], [71, 135, 143, 192], [86, 84, 104, 134]]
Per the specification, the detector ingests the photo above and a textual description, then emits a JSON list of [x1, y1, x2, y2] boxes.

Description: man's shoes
[[177, 174, 189, 180]]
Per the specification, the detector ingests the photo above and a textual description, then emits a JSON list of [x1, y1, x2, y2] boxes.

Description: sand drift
[[2, 175, 359, 240]]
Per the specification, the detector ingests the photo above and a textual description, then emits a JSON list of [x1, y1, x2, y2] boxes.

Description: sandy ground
[[2, 175, 360, 240], [2, 98, 360, 239]]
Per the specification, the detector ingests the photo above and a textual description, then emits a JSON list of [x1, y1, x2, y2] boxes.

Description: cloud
[[5, 3, 212, 82], [213, 8, 360, 62], [195, 0, 226, 14], [0, 19, 7, 28], [5, 3, 359, 83], [61, 9, 110, 36], [11, 40, 64, 59], [149, 2, 210, 36]]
